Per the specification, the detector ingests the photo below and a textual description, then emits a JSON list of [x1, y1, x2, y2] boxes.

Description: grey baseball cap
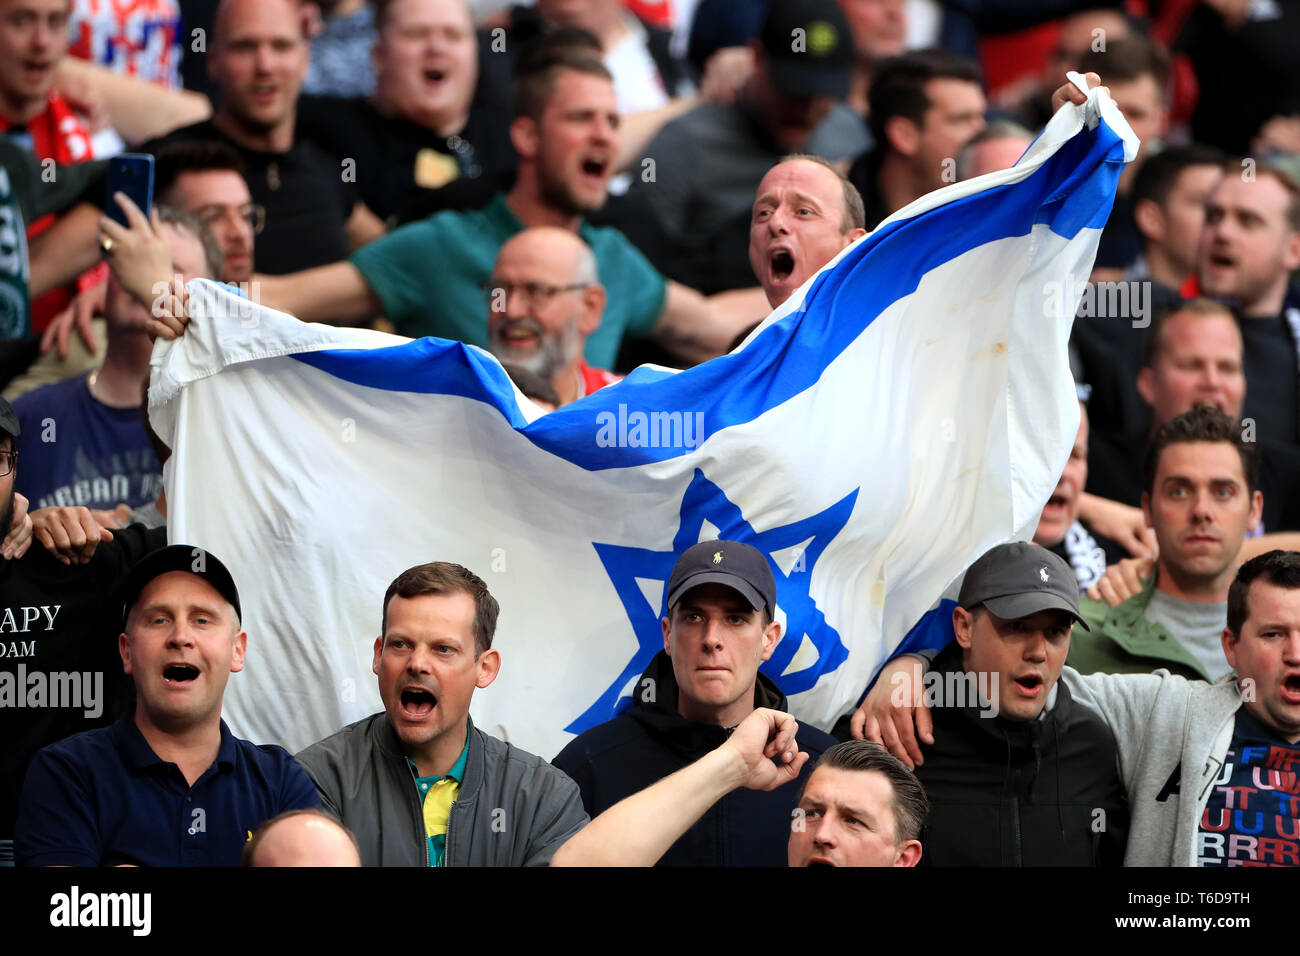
[[957, 541, 1090, 630]]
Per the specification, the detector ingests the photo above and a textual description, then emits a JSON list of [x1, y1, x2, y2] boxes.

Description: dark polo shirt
[[14, 716, 319, 866]]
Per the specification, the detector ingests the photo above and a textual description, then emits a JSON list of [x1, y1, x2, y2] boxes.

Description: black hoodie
[[913, 644, 1129, 866], [552, 650, 838, 867]]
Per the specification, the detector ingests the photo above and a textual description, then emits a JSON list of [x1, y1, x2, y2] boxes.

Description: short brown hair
[[1226, 550, 1300, 639], [1142, 405, 1258, 496], [513, 51, 612, 121], [381, 562, 500, 656], [1140, 297, 1238, 370], [1076, 36, 1172, 93], [775, 153, 866, 231], [800, 741, 929, 845]]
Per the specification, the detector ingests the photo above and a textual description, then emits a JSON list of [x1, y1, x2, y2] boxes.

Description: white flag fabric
[[151, 81, 1137, 757]]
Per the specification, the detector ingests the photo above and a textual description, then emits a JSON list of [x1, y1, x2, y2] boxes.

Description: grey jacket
[[296, 713, 588, 867], [1064, 666, 1243, 867]]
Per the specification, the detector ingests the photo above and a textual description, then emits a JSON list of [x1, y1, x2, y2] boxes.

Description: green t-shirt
[[349, 193, 667, 369], [408, 736, 470, 868]]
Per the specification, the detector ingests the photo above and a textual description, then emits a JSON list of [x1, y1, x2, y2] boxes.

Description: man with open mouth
[[295, 561, 589, 866], [879, 541, 1130, 866], [14, 545, 321, 866]]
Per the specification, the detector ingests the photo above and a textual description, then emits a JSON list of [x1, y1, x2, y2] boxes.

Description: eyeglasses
[[195, 202, 266, 236], [0, 451, 16, 478], [480, 281, 587, 311]]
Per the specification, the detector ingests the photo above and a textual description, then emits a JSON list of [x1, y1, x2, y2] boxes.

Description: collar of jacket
[[373, 712, 485, 805], [931, 643, 1072, 751], [1080, 571, 1210, 680], [627, 650, 788, 757]]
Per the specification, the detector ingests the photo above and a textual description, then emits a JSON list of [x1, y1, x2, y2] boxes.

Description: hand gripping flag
[[151, 78, 1138, 756]]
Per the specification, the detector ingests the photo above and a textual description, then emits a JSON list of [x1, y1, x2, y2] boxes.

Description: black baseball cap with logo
[[760, 0, 853, 100], [120, 545, 243, 626], [667, 540, 777, 617], [957, 541, 1090, 630]]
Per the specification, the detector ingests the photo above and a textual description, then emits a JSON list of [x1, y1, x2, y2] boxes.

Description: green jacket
[[1067, 572, 1210, 681]]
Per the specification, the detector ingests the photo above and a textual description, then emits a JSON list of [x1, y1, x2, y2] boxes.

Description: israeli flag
[[151, 79, 1137, 756]]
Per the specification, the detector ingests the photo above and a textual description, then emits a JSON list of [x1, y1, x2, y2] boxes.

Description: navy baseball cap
[[760, 0, 853, 99], [667, 540, 777, 616], [120, 545, 242, 626], [957, 541, 1090, 630]]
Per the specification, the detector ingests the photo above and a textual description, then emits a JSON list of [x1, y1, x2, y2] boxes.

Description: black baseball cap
[[0, 396, 19, 442], [666, 540, 777, 617], [120, 545, 242, 626], [957, 541, 1090, 630], [760, 0, 853, 99]]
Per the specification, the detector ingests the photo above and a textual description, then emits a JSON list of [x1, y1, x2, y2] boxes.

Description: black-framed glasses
[[480, 281, 588, 311], [0, 451, 16, 478]]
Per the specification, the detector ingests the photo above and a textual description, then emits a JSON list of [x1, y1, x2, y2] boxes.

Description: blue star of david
[[565, 468, 856, 735]]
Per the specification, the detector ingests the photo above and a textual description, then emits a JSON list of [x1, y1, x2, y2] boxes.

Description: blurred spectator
[[258, 53, 767, 367], [1084, 299, 1300, 536], [955, 117, 1031, 179], [1196, 162, 1300, 448], [303, 0, 378, 98], [996, 7, 1133, 133], [13, 208, 216, 512], [1125, 145, 1223, 288], [538, 0, 691, 112], [0, 0, 117, 335], [154, 138, 257, 282], [14, 544, 321, 866], [1033, 402, 1125, 590], [297, 0, 515, 225], [614, 0, 868, 290], [486, 227, 621, 406], [1078, 35, 1171, 273], [1176, 0, 1300, 156], [839, 0, 907, 117], [68, 0, 183, 88], [553, 540, 837, 866], [848, 48, 984, 228], [0, 139, 104, 343], [146, 0, 386, 274], [749, 153, 865, 308], [1070, 405, 1261, 681], [242, 808, 362, 866]]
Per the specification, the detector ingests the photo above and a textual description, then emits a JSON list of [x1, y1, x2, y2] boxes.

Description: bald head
[[487, 227, 605, 387], [243, 810, 361, 867]]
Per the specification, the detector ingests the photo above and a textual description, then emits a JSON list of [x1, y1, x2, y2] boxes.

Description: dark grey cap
[[666, 540, 776, 616], [957, 541, 1090, 630], [121, 544, 242, 626]]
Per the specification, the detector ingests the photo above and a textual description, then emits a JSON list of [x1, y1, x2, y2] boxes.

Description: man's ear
[[119, 631, 132, 675], [1132, 197, 1165, 243], [884, 116, 920, 157], [578, 283, 606, 337], [661, 615, 672, 655], [1136, 366, 1156, 409], [895, 839, 923, 867], [372, 635, 384, 676], [230, 630, 247, 673], [1141, 491, 1153, 530], [1283, 229, 1300, 273], [510, 115, 540, 162], [761, 617, 781, 662], [1220, 626, 1238, 672], [1248, 488, 1263, 532], [842, 227, 867, 248], [475, 648, 501, 689], [952, 606, 973, 649]]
